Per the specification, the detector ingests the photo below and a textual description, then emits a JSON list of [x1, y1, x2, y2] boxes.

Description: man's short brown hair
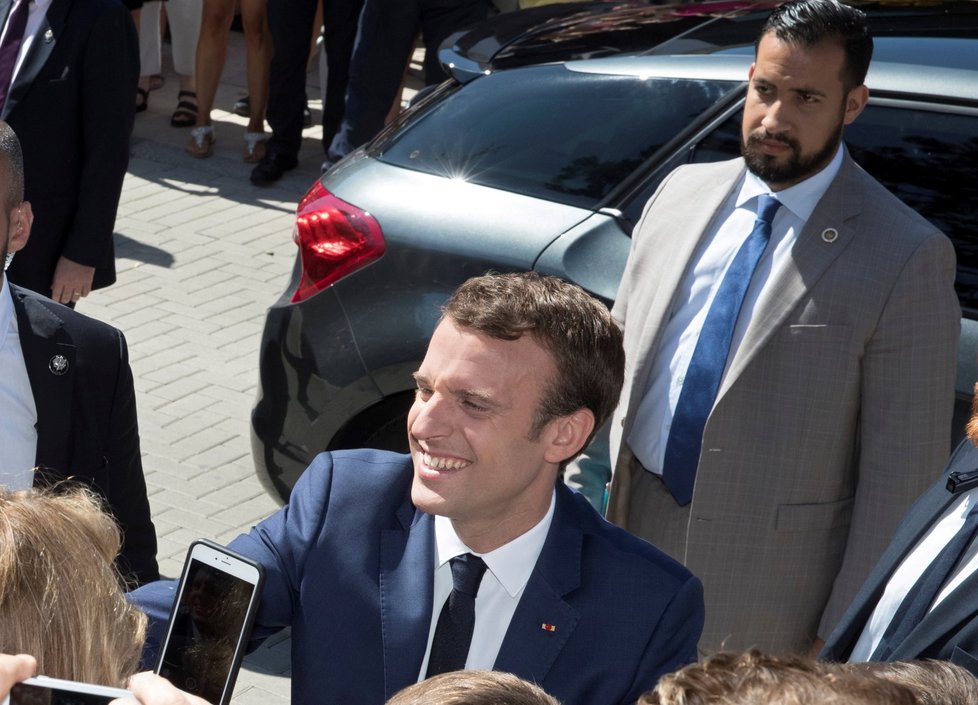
[[442, 272, 624, 445], [387, 670, 561, 705], [640, 650, 917, 705]]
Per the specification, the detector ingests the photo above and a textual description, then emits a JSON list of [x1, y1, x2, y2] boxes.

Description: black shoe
[[304, 105, 312, 128], [250, 153, 299, 186], [233, 95, 250, 117]]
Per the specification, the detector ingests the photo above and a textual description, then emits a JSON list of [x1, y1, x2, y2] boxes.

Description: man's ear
[[543, 408, 596, 465], [7, 201, 32, 253], [843, 84, 869, 125]]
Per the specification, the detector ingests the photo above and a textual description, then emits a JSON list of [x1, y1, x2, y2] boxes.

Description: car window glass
[[689, 104, 978, 316], [379, 65, 737, 209]]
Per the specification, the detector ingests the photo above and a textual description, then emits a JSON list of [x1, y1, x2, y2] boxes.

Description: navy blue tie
[[662, 195, 781, 505], [426, 553, 488, 676], [871, 501, 978, 660]]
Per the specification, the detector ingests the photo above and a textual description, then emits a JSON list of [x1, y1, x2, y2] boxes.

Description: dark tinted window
[[379, 64, 737, 209], [690, 103, 978, 315]]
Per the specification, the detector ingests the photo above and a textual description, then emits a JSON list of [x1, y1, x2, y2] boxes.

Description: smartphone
[[155, 540, 264, 705], [2, 676, 131, 705]]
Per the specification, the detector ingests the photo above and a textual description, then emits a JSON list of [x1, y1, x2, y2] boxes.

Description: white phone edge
[[155, 539, 264, 705], [2, 675, 132, 705]]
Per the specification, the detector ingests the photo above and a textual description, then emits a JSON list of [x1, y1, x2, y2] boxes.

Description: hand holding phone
[[155, 541, 263, 705]]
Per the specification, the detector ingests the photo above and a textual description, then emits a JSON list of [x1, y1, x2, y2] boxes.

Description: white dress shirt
[[418, 492, 556, 679], [628, 146, 844, 475], [849, 488, 978, 661], [0, 275, 38, 488]]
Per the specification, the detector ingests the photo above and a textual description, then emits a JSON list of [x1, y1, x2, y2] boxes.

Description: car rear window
[[378, 64, 738, 209]]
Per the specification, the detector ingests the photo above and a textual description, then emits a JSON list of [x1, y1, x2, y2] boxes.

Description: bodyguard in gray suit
[[589, 0, 960, 654]]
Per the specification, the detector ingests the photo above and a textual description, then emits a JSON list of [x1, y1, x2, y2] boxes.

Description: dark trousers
[[327, 0, 488, 161], [265, 0, 364, 160]]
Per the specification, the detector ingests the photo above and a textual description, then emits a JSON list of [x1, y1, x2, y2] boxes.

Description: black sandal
[[135, 87, 149, 113], [171, 91, 198, 128]]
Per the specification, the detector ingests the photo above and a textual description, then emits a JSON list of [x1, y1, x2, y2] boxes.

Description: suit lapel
[[10, 285, 75, 478], [889, 445, 978, 659], [493, 487, 581, 682], [2, 0, 68, 120], [379, 506, 434, 699], [625, 161, 742, 416], [892, 569, 978, 660], [718, 153, 861, 401], [824, 441, 978, 659]]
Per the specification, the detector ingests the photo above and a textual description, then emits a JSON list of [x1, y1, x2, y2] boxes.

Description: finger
[[0, 654, 37, 697], [124, 671, 210, 705]]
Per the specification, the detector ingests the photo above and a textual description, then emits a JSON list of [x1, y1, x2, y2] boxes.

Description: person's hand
[[50, 256, 96, 305], [112, 672, 210, 705], [0, 654, 37, 699]]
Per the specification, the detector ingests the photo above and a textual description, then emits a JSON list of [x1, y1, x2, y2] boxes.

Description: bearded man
[[574, 0, 960, 653]]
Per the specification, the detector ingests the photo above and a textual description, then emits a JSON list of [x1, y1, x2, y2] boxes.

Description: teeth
[[422, 452, 467, 471]]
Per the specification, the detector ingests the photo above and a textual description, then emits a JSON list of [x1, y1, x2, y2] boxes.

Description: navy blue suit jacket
[[133, 450, 703, 705], [821, 439, 978, 675]]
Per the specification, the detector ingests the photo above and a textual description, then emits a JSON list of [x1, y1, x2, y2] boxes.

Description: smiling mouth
[[419, 450, 470, 472]]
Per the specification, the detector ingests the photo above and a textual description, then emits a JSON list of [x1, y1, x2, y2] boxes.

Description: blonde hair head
[[0, 487, 146, 685]]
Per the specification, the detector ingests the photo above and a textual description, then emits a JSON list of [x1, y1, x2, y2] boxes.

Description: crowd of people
[[1, 0, 975, 703], [125, 0, 502, 185]]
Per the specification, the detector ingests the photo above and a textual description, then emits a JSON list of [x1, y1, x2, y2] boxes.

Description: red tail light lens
[[291, 181, 386, 303]]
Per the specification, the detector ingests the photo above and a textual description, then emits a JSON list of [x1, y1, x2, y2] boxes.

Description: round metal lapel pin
[[49, 354, 69, 375], [821, 228, 839, 244]]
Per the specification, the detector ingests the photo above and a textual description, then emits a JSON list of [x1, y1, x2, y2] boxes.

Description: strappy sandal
[[171, 91, 198, 128], [186, 126, 215, 159], [243, 132, 268, 163], [135, 87, 149, 113]]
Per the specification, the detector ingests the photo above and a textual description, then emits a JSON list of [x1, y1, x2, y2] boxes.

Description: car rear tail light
[[291, 181, 386, 303]]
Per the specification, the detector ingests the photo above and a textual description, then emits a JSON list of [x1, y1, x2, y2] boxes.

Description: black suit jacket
[[12, 283, 159, 585], [1, 0, 138, 296], [821, 439, 978, 675]]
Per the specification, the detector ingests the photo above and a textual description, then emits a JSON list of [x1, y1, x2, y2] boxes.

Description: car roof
[[442, 0, 978, 79], [562, 47, 978, 105]]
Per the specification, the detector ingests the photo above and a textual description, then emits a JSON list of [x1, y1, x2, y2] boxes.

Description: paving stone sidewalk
[[74, 29, 425, 703], [78, 34, 326, 705]]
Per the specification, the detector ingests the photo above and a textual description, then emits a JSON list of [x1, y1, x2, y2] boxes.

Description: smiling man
[[132, 272, 704, 705], [574, 0, 961, 655]]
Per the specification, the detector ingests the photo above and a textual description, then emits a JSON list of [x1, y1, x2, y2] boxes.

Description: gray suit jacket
[[607, 153, 960, 653]]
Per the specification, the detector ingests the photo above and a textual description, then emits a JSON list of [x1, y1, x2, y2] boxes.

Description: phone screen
[[157, 543, 262, 705]]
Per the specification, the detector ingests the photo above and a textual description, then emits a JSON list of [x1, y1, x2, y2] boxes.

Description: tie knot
[[756, 194, 781, 225], [449, 553, 487, 597]]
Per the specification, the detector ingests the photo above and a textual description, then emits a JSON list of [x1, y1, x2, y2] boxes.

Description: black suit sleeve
[[61, 2, 139, 270], [106, 329, 160, 585]]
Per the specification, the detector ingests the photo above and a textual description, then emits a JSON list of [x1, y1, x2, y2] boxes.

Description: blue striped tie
[[661, 195, 781, 505]]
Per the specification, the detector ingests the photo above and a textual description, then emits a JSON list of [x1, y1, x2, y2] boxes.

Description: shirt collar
[[738, 143, 844, 221], [0, 274, 15, 340], [433, 491, 556, 598]]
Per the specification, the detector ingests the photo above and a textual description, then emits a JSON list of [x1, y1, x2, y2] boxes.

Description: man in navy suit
[[132, 272, 704, 705], [0, 0, 137, 304], [821, 423, 978, 674]]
